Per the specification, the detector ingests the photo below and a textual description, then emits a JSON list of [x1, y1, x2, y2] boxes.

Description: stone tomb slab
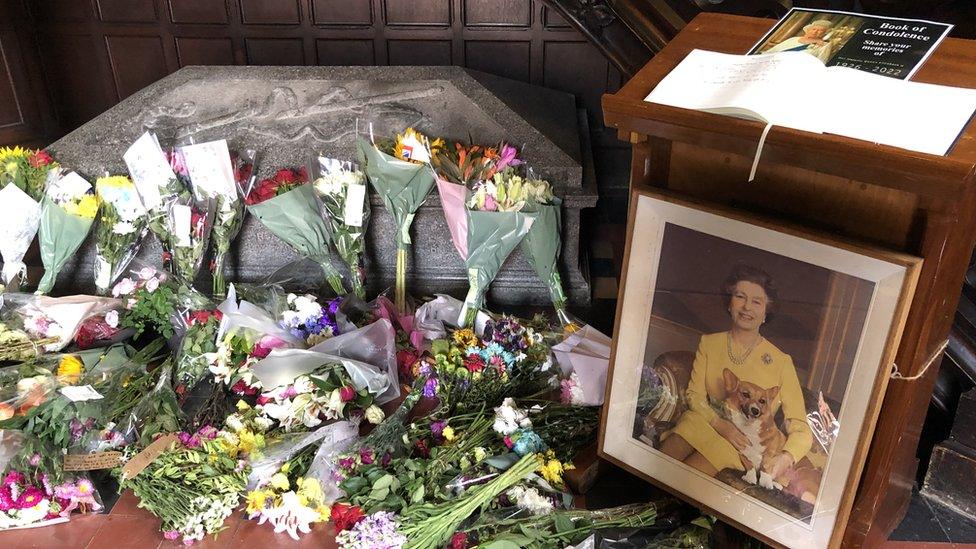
[[48, 66, 597, 305]]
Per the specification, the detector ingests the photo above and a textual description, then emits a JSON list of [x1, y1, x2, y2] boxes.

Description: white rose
[[104, 310, 119, 328], [138, 267, 156, 280], [365, 404, 385, 425]]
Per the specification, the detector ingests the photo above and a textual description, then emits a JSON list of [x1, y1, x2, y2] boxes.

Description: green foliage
[[121, 284, 178, 339]]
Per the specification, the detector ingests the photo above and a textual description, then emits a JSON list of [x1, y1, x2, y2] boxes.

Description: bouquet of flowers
[[516, 169, 578, 330], [311, 155, 370, 298], [172, 308, 223, 395], [119, 430, 247, 545], [181, 140, 251, 297], [93, 175, 149, 293], [0, 147, 56, 286], [253, 357, 386, 431], [35, 171, 99, 294], [123, 133, 184, 267], [244, 167, 346, 296], [279, 292, 343, 346], [1, 293, 120, 354], [356, 127, 444, 313], [436, 143, 536, 326], [110, 265, 177, 339]]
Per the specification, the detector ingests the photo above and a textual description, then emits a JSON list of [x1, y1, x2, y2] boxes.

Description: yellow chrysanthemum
[[452, 328, 478, 349], [236, 399, 251, 411], [74, 194, 99, 218], [270, 473, 289, 491], [0, 146, 28, 166], [442, 426, 456, 442], [57, 355, 84, 385], [245, 490, 271, 514], [316, 504, 331, 522]]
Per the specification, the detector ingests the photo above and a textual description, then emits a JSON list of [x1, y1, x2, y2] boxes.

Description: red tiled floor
[[0, 513, 105, 549], [108, 489, 158, 520], [88, 515, 165, 548]]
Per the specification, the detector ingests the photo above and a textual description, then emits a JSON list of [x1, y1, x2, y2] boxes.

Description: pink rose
[[112, 277, 137, 297], [138, 267, 156, 280], [339, 385, 356, 402], [144, 277, 159, 293], [104, 310, 119, 328]]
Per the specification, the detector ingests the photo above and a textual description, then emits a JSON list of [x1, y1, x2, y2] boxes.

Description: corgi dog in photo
[[721, 368, 786, 490]]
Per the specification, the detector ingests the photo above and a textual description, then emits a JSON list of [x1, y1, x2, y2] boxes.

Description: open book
[[644, 49, 976, 156]]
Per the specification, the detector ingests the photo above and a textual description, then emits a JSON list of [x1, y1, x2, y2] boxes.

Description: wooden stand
[[601, 13, 976, 547]]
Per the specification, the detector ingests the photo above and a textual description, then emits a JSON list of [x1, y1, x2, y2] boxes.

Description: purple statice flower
[[431, 420, 447, 439], [422, 376, 439, 398]]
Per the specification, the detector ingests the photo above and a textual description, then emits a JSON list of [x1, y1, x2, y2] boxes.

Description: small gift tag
[[123, 132, 175, 211], [344, 183, 367, 227], [59, 385, 104, 402], [64, 451, 123, 471], [398, 134, 431, 163], [181, 140, 237, 200], [121, 433, 179, 480], [50, 172, 93, 199], [171, 204, 192, 247]]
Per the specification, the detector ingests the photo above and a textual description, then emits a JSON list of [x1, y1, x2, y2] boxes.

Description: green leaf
[[340, 476, 368, 494], [481, 541, 524, 549], [372, 474, 395, 491], [554, 514, 574, 534], [410, 484, 425, 503]]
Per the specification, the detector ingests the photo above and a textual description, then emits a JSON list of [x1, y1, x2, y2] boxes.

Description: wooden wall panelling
[[385, 0, 452, 27], [175, 37, 236, 66], [105, 35, 169, 99], [168, 0, 229, 24], [464, 0, 532, 27], [464, 40, 531, 82], [316, 38, 375, 65], [387, 39, 452, 65], [239, 0, 302, 25], [0, 0, 59, 146], [312, 0, 373, 26], [96, 0, 157, 23], [245, 37, 305, 65]]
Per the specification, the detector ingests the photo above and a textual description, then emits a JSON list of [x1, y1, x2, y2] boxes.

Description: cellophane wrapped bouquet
[[93, 175, 148, 294], [0, 147, 58, 286], [36, 171, 99, 294], [310, 155, 370, 298]]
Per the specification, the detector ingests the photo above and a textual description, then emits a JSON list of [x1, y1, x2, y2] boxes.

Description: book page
[[824, 66, 976, 155], [644, 50, 826, 134]]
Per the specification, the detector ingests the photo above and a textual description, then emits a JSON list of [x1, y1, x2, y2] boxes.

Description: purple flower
[[422, 377, 439, 398], [495, 143, 522, 172], [29, 454, 42, 467], [328, 297, 343, 319], [381, 452, 392, 468], [0, 485, 15, 511], [359, 447, 375, 465], [338, 457, 357, 471], [431, 420, 447, 438]]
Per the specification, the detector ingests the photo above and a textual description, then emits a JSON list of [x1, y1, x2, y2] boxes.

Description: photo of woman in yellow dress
[[658, 264, 819, 500]]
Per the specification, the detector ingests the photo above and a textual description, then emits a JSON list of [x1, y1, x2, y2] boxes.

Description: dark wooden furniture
[[601, 12, 976, 547]]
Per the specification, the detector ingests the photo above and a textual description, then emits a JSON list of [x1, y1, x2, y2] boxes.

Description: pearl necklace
[[727, 332, 763, 365]]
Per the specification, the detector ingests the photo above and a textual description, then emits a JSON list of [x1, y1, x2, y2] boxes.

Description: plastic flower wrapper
[[0, 293, 120, 354], [310, 154, 370, 298], [250, 348, 392, 430], [0, 176, 41, 287], [181, 140, 252, 297], [35, 170, 99, 294], [245, 420, 359, 539], [210, 284, 303, 395], [122, 364, 183, 447], [123, 132, 185, 265], [437, 174, 536, 327], [93, 175, 149, 294], [551, 324, 611, 406], [171, 308, 222, 396], [515, 169, 579, 331], [356, 126, 444, 313], [243, 166, 346, 295], [308, 317, 401, 404]]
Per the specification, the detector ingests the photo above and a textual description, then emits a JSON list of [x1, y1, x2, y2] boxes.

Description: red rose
[[396, 349, 421, 379], [28, 150, 53, 168], [162, 251, 172, 263], [273, 168, 297, 184], [413, 438, 430, 459], [339, 385, 356, 402], [450, 532, 470, 549], [330, 503, 365, 532]]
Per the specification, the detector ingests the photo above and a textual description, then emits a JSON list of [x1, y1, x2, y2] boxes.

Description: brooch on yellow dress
[[762, 353, 772, 365]]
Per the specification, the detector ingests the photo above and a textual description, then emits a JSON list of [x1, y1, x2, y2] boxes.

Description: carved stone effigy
[[48, 66, 597, 306]]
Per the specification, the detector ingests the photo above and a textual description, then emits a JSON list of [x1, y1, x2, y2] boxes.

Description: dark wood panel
[[97, 0, 157, 22], [544, 41, 609, 119], [385, 0, 451, 26], [30, 0, 94, 22], [176, 37, 236, 66], [465, 40, 530, 81], [543, 6, 571, 29], [464, 0, 530, 27], [240, 0, 301, 25], [105, 35, 169, 99], [169, 0, 229, 24], [387, 39, 452, 65], [41, 34, 113, 130], [245, 37, 305, 65], [316, 39, 375, 65], [0, 36, 24, 128], [312, 0, 372, 25]]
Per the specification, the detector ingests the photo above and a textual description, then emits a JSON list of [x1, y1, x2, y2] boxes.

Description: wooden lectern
[[602, 12, 976, 547]]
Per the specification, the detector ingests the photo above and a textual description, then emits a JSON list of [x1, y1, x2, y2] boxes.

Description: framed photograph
[[599, 190, 921, 549]]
